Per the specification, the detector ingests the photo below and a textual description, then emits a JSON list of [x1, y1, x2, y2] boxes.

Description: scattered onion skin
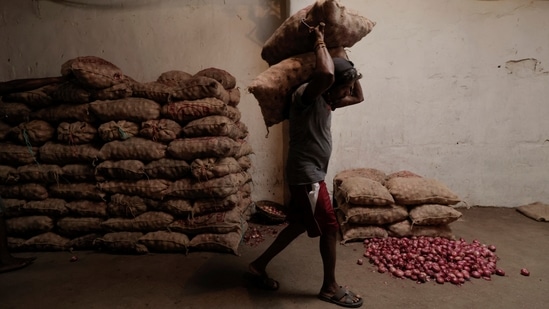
[[363, 236, 502, 285]]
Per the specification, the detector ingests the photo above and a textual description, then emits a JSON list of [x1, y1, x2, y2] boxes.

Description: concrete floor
[[1, 207, 548, 309]]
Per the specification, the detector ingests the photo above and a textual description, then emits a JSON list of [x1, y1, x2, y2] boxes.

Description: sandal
[[318, 286, 363, 308], [246, 265, 279, 291]]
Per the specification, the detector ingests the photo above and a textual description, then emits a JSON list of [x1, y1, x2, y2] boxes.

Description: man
[[1, 197, 35, 273], [249, 23, 365, 308]]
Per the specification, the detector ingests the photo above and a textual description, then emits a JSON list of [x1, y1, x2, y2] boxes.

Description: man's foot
[[318, 286, 363, 308], [246, 263, 279, 291]]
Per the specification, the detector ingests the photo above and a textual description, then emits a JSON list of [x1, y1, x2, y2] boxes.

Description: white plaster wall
[[1, 0, 548, 207], [290, 0, 549, 207]]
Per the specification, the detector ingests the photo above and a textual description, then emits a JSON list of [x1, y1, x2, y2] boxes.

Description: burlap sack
[[0, 102, 32, 125], [261, 0, 375, 65], [49, 183, 106, 201], [93, 232, 149, 254], [234, 121, 249, 140], [385, 177, 461, 206], [61, 56, 124, 89], [89, 97, 160, 122], [193, 194, 240, 216], [31, 103, 97, 124], [22, 232, 69, 251], [237, 156, 252, 170], [138, 231, 190, 253], [57, 121, 97, 145], [91, 82, 133, 101], [95, 160, 146, 180], [0, 121, 11, 140], [0, 165, 19, 184], [156, 70, 193, 87], [182, 115, 240, 140], [1, 199, 26, 218], [161, 98, 227, 123], [334, 168, 387, 187], [17, 164, 63, 183], [98, 179, 171, 200], [408, 204, 463, 225], [67, 233, 101, 250], [2, 84, 56, 108], [57, 217, 104, 236], [10, 120, 55, 146], [387, 219, 455, 239], [336, 176, 395, 206], [66, 200, 108, 218], [188, 224, 246, 255], [0, 183, 48, 200], [234, 139, 254, 158], [6, 215, 54, 236], [158, 199, 193, 217], [108, 194, 149, 218], [139, 119, 181, 143], [7, 236, 25, 250], [338, 201, 408, 225], [337, 211, 387, 244], [0, 144, 37, 166], [168, 207, 244, 235], [225, 105, 242, 122], [101, 211, 174, 232], [386, 170, 422, 181], [97, 120, 139, 142], [190, 157, 242, 181], [21, 199, 68, 217], [172, 76, 230, 104], [168, 171, 250, 199], [51, 81, 91, 104], [144, 158, 191, 180], [61, 164, 96, 182], [248, 47, 347, 127], [167, 136, 240, 161], [131, 81, 174, 103], [228, 87, 241, 107], [194, 67, 236, 90], [100, 137, 166, 161], [39, 142, 101, 164]]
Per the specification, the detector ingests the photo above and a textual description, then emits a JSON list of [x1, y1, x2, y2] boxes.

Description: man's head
[[325, 57, 362, 101], [333, 57, 360, 86]]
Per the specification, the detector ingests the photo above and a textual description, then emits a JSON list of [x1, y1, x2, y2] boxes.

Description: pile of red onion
[[243, 223, 284, 247], [362, 236, 506, 285]]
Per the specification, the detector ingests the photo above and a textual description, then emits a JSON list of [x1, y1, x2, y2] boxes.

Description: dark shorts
[[287, 181, 339, 238]]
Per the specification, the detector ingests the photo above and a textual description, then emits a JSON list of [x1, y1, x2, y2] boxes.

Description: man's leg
[[318, 230, 362, 307], [249, 222, 306, 275]]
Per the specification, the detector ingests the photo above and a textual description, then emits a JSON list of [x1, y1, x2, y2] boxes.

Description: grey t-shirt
[[286, 83, 332, 185]]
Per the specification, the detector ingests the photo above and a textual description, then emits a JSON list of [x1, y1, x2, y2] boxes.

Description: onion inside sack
[[362, 237, 503, 285]]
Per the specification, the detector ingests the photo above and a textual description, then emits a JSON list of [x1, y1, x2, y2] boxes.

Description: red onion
[[520, 268, 530, 276], [362, 236, 503, 285]]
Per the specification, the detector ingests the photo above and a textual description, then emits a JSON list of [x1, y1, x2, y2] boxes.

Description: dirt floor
[[1, 206, 548, 309]]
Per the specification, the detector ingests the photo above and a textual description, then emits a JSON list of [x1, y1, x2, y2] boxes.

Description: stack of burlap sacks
[[0, 56, 253, 255], [248, 0, 376, 128], [334, 168, 463, 244]]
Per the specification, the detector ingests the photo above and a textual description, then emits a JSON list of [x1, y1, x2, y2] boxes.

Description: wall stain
[[504, 58, 549, 76]]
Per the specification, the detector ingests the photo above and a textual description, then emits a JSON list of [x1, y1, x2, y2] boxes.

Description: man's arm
[[330, 79, 364, 110], [301, 23, 335, 105]]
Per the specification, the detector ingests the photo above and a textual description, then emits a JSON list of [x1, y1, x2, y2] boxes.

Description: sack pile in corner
[[334, 168, 463, 244], [0, 55, 252, 255], [248, 0, 376, 128]]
